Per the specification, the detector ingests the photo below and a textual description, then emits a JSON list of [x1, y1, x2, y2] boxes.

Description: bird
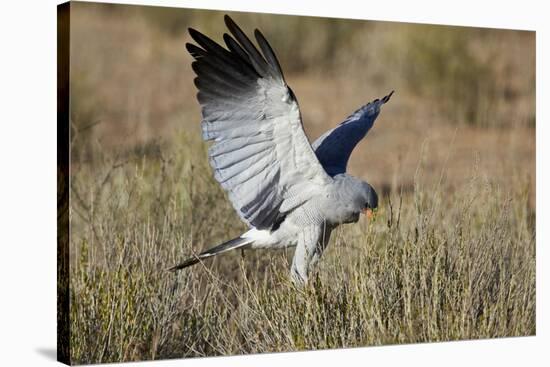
[[168, 15, 393, 285]]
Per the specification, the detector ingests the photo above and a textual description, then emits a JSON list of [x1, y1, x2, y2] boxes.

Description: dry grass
[[69, 133, 535, 364], [66, 3, 536, 365]]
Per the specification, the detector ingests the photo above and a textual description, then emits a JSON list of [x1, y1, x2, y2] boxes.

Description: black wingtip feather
[[186, 43, 205, 58], [223, 14, 234, 28], [382, 90, 395, 103], [188, 27, 234, 59], [188, 27, 200, 39], [223, 15, 273, 78], [223, 33, 250, 62], [254, 28, 285, 82]]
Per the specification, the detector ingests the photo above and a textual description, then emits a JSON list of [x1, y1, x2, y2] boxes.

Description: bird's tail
[[167, 236, 254, 272]]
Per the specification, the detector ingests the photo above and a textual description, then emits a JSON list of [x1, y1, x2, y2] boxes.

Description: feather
[[254, 29, 285, 81], [223, 33, 253, 67], [167, 236, 254, 271], [224, 15, 274, 79], [186, 15, 331, 229], [312, 92, 393, 176]]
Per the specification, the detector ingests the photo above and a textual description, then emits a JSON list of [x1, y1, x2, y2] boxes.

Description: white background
[[0, 0, 547, 365]]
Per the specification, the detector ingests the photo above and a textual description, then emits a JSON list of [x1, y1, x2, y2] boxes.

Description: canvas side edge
[[57, 2, 71, 365]]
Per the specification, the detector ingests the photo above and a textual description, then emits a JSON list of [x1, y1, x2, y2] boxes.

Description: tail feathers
[[167, 236, 253, 272]]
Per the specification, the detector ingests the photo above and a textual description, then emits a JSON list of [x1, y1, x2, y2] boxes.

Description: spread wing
[[312, 91, 393, 176], [188, 15, 332, 230]]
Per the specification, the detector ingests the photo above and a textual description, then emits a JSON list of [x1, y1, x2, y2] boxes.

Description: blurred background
[[69, 2, 535, 205]]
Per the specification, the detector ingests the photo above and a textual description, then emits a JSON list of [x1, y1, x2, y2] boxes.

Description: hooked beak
[[362, 207, 376, 220]]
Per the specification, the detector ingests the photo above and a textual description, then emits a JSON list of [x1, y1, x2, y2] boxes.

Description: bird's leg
[[290, 244, 308, 286], [290, 226, 325, 287]]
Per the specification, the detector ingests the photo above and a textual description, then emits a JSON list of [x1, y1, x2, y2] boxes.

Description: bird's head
[[358, 181, 378, 220], [334, 175, 378, 223]]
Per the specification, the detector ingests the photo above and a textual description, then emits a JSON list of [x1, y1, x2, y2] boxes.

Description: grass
[[68, 131, 535, 364]]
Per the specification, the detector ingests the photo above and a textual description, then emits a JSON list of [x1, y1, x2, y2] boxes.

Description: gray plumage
[[169, 15, 391, 285], [313, 91, 393, 176]]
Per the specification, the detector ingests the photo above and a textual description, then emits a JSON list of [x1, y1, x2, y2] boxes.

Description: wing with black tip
[[187, 15, 332, 230]]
